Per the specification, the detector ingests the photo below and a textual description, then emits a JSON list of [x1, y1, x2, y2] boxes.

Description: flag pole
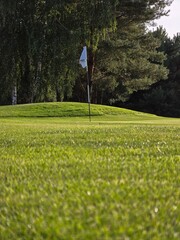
[[86, 66, 91, 122], [79, 46, 91, 122]]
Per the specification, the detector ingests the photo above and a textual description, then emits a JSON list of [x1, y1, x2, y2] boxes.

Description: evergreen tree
[[73, 0, 173, 103], [126, 29, 180, 117], [92, 23, 168, 104]]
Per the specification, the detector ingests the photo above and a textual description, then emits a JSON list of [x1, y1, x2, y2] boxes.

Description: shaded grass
[[0, 103, 180, 239]]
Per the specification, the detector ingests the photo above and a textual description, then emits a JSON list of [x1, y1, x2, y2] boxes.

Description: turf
[[0, 101, 163, 118], [0, 102, 179, 240], [0, 102, 133, 117]]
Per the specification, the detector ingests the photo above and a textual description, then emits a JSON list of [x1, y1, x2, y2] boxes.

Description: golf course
[[0, 102, 179, 240]]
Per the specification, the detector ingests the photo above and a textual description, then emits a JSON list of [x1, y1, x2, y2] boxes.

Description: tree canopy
[[0, 0, 177, 116]]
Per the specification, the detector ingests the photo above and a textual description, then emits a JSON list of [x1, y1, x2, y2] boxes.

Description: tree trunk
[[19, 55, 32, 103], [12, 85, 17, 105]]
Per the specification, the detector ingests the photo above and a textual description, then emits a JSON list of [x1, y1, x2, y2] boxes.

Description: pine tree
[[92, 23, 168, 104]]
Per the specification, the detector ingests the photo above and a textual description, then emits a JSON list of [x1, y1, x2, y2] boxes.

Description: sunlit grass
[[0, 103, 179, 239]]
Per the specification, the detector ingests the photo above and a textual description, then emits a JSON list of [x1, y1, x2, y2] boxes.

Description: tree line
[[125, 30, 180, 117], [0, 0, 179, 116]]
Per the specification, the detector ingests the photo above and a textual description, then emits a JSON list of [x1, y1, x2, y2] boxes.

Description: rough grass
[[0, 103, 179, 240]]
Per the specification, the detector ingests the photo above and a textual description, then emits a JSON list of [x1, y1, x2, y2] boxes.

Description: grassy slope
[[0, 103, 179, 240], [0, 101, 174, 122], [0, 102, 179, 126], [0, 102, 154, 117]]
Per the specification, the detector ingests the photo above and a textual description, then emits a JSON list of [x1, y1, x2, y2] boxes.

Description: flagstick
[[79, 46, 91, 122], [86, 66, 91, 122]]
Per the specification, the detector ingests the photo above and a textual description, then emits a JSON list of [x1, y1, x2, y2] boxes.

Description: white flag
[[79, 46, 87, 68]]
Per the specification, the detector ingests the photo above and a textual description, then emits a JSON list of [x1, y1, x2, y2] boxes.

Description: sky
[[154, 0, 180, 38]]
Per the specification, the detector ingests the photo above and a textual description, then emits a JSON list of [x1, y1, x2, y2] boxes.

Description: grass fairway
[[0, 102, 179, 240]]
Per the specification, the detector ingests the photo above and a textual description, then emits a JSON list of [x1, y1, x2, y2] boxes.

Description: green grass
[[0, 102, 179, 239], [0, 101, 163, 118], [0, 102, 133, 117]]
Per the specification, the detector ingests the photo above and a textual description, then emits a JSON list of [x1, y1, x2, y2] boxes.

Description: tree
[[91, 22, 168, 104], [0, 0, 173, 105], [72, 0, 173, 103], [125, 29, 180, 117], [0, 0, 79, 103]]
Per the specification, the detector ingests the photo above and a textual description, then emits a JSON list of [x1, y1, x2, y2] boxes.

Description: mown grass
[[0, 103, 179, 240], [0, 101, 162, 118], [0, 102, 133, 117]]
